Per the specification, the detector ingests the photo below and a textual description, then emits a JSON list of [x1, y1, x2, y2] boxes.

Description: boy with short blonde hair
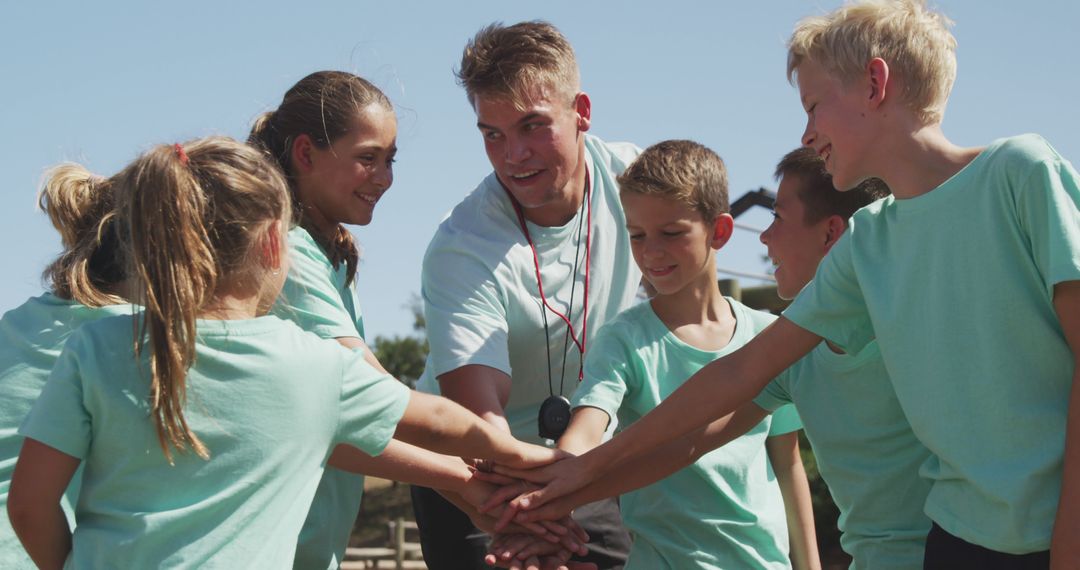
[[500, 2, 1080, 568]]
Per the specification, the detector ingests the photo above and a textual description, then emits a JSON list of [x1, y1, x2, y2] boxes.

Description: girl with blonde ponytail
[[8, 136, 561, 569], [0, 164, 131, 569]]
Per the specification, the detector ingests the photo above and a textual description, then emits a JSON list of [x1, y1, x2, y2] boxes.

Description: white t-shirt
[[417, 135, 642, 443]]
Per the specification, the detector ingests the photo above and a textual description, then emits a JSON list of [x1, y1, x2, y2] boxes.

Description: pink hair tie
[[174, 143, 189, 166]]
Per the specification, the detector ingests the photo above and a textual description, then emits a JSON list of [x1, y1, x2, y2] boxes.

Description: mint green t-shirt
[[417, 135, 643, 444], [0, 293, 129, 569], [755, 341, 932, 569], [783, 134, 1080, 554], [19, 314, 410, 569], [575, 299, 796, 569], [272, 226, 370, 569]]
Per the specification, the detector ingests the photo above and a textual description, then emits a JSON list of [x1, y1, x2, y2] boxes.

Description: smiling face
[[760, 174, 834, 300], [300, 103, 398, 229], [474, 87, 590, 227], [622, 192, 722, 297], [796, 60, 873, 191]]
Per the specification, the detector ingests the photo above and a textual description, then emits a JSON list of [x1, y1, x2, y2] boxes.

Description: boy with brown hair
[[497, 2, 1080, 567], [540, 140, 816, 569]]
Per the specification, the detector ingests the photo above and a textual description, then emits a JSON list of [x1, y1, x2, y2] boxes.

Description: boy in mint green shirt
[[521, 140, 817, 569], [755, 148, 931, 569], [501, 1, 1080, 566], [489, 149, 929, 570]]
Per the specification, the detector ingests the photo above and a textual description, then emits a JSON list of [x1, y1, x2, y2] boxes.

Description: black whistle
[[538, 395, 572, 440]]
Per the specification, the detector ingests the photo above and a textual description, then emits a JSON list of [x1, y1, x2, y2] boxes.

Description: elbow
[[7, 489, 38, 537]]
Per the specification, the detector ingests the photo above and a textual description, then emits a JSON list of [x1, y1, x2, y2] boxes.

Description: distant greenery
[[372, 294, 428, 388]]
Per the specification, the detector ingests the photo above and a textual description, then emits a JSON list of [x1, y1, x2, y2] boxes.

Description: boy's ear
[[866, 58, 890, 109], [290, 134, 315, 174], [823, 215, 847, 252], [711, 213, 735, 249], [574, 92, 592, 133]]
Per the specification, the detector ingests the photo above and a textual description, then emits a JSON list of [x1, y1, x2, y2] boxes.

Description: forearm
[[580, 325, 813, 479], [1051, 365, 1080, 569], [394, 392, 532, 465], [8, 502, 70, 570], [535, 405, 766, 517], [555, 407, 609, 456], [1051, 281, 1080, 569], [328, 439, 472, 493], [769, 433, 821, 570]]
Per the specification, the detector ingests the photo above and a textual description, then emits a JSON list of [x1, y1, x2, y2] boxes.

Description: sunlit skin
[[622, 192, 736, 349], [475, 88, 592, 227], [759, 175, 838, 300], [291, 103, 398, 237], [796, 60, 877, 192]]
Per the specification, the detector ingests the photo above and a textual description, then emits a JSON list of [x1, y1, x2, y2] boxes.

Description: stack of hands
[[453, 453, 602, 570]]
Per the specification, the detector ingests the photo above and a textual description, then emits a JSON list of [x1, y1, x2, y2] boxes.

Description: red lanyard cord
[[502, 173, 592, 382]]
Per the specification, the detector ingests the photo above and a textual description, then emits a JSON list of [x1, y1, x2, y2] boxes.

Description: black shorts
[[923, 522, 1049, 570]]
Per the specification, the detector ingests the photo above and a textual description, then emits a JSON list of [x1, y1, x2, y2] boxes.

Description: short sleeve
[[753, 370, 794, 413], [334, 350, 412, 456], [274, 232, 361, 340], [19, 336, 92, 459], [571, 324, 634, 424], [783, 229, 875, 355], [1015, 155, 1080, 291], [767, 403, 803, 436], [421, 239, 510, 378]]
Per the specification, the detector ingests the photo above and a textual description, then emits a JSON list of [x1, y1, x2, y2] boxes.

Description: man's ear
[[711, 213, 735, 249], [574, 92, 592, 133], [867, 57, 890, 109]]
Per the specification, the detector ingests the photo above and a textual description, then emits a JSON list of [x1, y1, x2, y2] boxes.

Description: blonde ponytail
[[114, 137, 290, 462]]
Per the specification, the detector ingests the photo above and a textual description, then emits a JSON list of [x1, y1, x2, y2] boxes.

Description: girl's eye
[[484, 131, 502, 141], [628, 233, 644, 241], [662, 231, 684, 238], [771, 212, 780, 220]]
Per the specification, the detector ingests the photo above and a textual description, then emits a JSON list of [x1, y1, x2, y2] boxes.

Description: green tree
[[372, 294, 428, 388]]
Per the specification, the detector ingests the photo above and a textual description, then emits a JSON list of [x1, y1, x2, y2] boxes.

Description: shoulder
[[288, 226, 333, 267], [585, 135, 642, 177], [424, 175, 522, 271], [727, 297, 779, 334], [987, 134, 1064, 164], [591, 302, 656, 352], [975, 134, 1073, 184], [65, 313, 136, 354]]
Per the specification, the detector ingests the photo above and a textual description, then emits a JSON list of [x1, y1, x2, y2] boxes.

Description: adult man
[[412, 21, 638, 569]]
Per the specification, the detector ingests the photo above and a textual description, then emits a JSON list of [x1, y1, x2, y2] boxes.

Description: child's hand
[[459, 473, 575, 542], [485, 533, 595, 570], [502, 441, 570, 470], [490, 454, 595, 513]]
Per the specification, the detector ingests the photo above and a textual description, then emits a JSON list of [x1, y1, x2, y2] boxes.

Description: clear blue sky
[[2, 1, 1077, 340]]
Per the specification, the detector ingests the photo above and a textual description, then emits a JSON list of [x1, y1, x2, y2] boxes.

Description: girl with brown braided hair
[[249, 72, 590, 570]]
